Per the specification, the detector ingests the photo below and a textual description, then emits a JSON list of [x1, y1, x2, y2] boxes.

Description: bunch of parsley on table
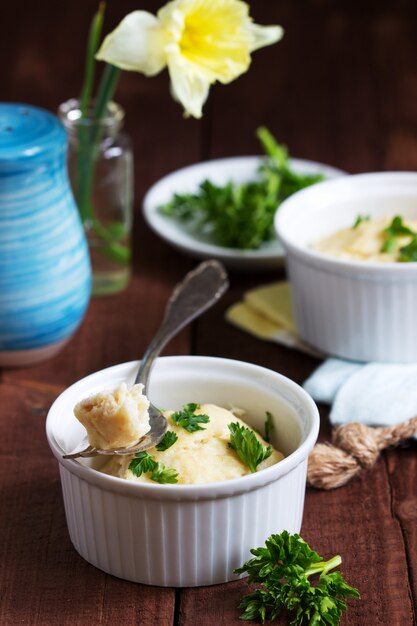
[[235, 531, 359, 625], [159, 127, 324, 250]]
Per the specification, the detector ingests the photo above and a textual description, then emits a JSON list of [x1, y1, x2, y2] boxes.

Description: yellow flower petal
[[96, 11, 167, 76], [247, 23, 284, 52], [159, 0, 283, 84], [167, 49, 210, 118], [95, 0, 283, 119]]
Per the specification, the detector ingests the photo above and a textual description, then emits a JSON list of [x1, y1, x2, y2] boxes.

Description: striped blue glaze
[[0, 104, 91, 353]]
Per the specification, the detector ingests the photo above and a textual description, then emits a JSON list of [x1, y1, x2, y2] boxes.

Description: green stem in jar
[[76, 64, 120, 226], [75, 4, 125, 261], [90, 217, 131, 265], [92, 63, 121, 125], [79, 2, 106, 117], [76, 2, 106, 223]]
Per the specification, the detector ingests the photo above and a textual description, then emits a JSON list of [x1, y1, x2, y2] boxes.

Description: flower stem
[[76, 64, 121, 238], [77, 63, 121, 224], [74, 4, 128, 269], [80, 1, 106, 116], [91, 217, 131, 264], [76, 2, 106, 223], [93, 63, 120, 123]]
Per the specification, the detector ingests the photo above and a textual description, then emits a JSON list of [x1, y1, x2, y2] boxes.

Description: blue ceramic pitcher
[[0, 104, 91, 366]]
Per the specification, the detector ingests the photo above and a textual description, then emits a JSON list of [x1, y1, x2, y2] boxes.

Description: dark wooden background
[[1, 1, 417, 624]]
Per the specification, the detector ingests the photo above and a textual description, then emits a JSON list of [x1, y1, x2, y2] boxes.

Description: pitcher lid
[[0, 103, 66, 162]]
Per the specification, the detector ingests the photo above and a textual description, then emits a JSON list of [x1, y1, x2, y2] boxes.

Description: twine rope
[[307, 415, 417, 490]]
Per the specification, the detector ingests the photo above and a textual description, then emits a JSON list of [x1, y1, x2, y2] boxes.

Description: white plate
[[142, 156, 346, 270]]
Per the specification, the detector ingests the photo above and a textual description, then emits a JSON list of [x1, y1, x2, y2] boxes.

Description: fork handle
[[63, 260, 228, 460], [134, 260, 229, 389]]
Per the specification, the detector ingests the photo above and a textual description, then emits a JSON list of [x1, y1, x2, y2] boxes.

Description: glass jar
[[59, 98, 133, 296]]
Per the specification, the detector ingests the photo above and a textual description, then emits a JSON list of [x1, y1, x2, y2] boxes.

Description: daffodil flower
[[96, 0, 283, 118]]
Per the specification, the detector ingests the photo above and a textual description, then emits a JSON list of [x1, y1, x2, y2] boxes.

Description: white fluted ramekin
[[46, 356, 319, 587], [275, 172, 417, 363]]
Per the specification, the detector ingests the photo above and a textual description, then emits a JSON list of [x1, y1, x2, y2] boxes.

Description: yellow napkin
[[226, 282, 322, 356]]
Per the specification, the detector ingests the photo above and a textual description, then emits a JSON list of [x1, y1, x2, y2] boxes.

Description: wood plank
[[302, 457, 414, 625], [188, 1, 417, 624], [387, 444, 417, 614], [0, 0, 203, 389], [2, 0, 417, 624], [0, 381, 176, 626], [179, 452, 414, 625], [0, 3, 203, 624]]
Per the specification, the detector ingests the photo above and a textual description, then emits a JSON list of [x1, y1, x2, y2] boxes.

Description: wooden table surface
[[2, 1, 417, 624]]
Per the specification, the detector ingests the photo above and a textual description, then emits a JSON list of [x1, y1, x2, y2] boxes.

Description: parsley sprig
[[171, 403, 210, 432], [129, 451, 178, 484], [351, 214, 370, 229], [264, 412, 274, 443], [160, 127, 324, 250], [235, 531, 360, 625], [228, 422, 272, 473], [381, 215, 416, 254], [383, 215, 414, 238], [155, 430, 178, 451], [399, 237, 417, 262]]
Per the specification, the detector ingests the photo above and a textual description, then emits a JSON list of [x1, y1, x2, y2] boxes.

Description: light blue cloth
[[303, 358, 417, 428]]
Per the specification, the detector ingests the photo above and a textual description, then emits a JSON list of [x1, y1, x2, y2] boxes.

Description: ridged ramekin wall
[[46, 357, 319, 587], [276, 172, 417, 363]]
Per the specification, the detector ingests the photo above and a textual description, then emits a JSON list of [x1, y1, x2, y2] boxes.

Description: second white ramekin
[[275, 172, 417, 363], [46, 356, 319, 587]]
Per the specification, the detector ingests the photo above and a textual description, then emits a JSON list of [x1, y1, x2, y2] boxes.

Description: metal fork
[[63, 259, 229, 459]]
